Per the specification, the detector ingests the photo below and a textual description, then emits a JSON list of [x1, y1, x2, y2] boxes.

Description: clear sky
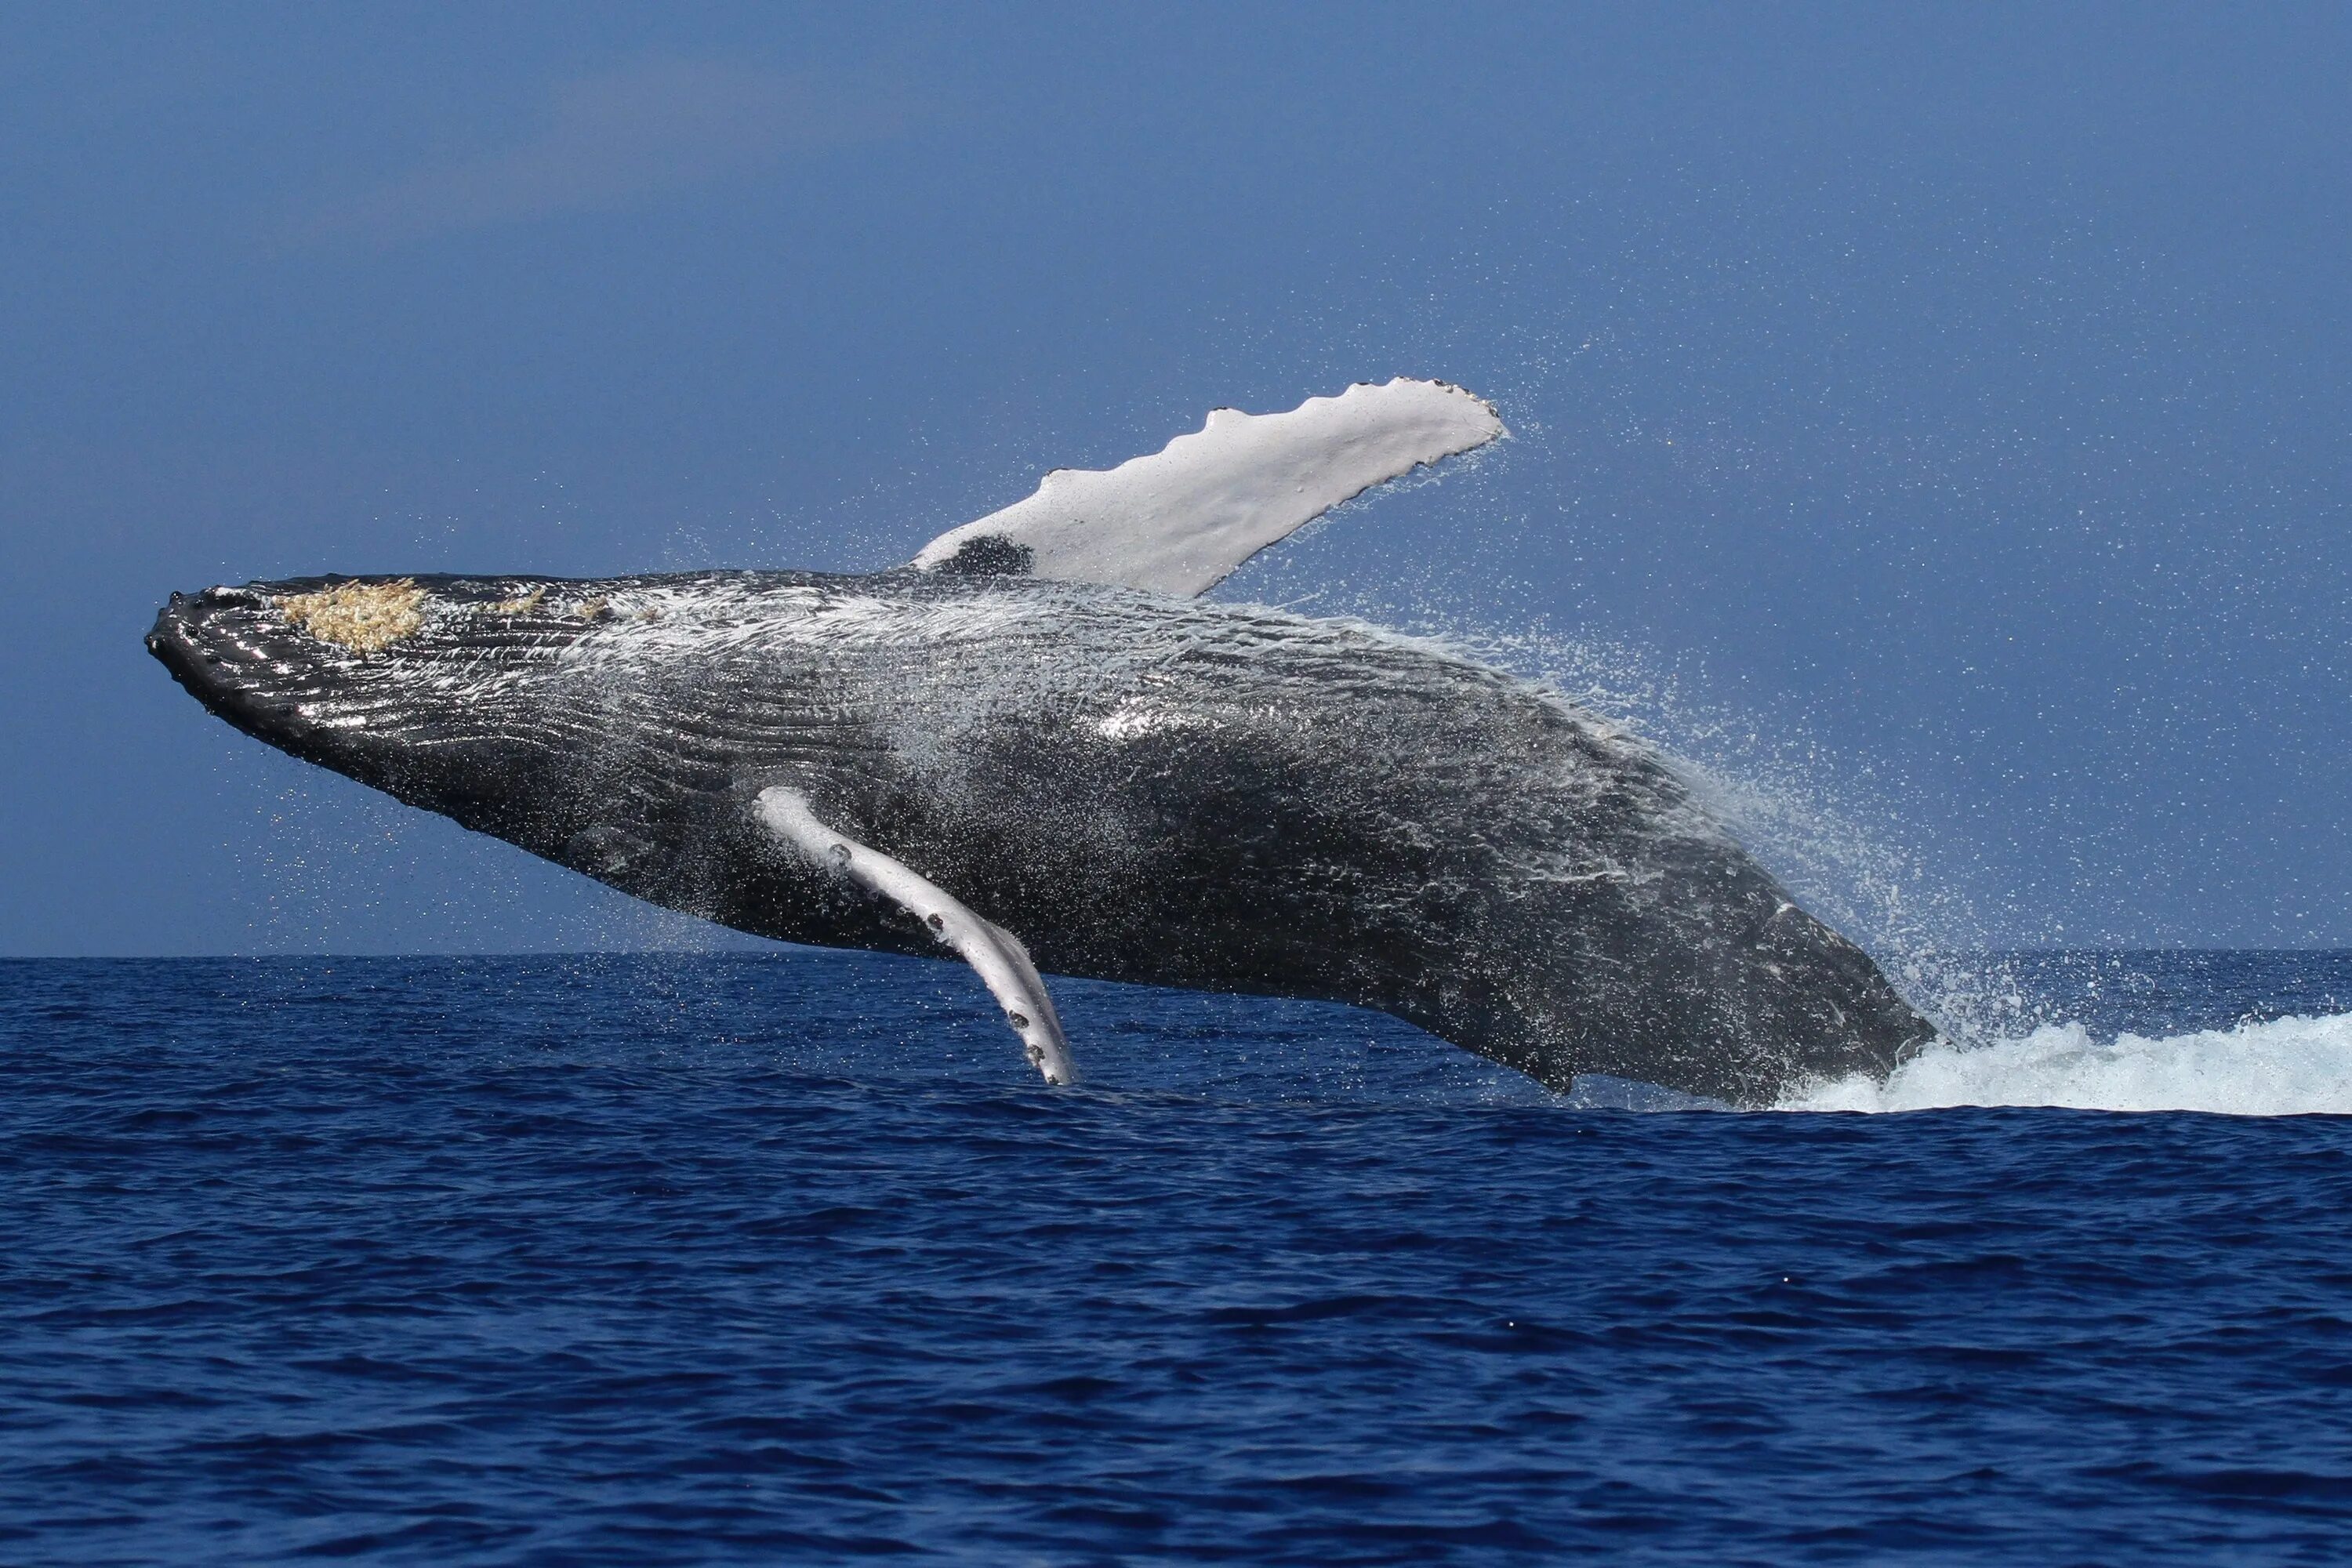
[[4, 2, 2347, 955]]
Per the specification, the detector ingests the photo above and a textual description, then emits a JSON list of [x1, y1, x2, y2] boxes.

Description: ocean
[[5, 950, 2349, 1564]]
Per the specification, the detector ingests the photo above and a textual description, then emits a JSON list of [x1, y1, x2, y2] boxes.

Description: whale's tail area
[[912, 378, 1503, 597]]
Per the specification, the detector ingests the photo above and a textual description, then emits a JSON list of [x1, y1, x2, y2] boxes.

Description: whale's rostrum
[[147, 379, 1933, 1105]]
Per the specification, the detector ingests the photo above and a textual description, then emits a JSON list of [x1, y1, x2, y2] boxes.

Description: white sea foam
[[1781, 1012, 2352, 1116]]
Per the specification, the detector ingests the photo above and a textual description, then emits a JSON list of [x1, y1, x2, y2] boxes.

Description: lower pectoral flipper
[[753, 787, 1076, 1085]]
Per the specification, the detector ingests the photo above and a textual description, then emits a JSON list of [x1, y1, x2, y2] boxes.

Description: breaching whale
[[147, 379, 1933, 1105]]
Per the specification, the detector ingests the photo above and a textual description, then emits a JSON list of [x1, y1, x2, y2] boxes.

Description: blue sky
[[4, 2, 2347, 953]]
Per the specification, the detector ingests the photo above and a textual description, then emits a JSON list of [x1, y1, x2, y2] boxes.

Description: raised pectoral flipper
[[910, 379, 1504, 597], [753, 788, 1076, 1086]]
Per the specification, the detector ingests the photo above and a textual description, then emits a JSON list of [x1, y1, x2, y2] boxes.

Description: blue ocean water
[[5, 951, 2350, 1564]]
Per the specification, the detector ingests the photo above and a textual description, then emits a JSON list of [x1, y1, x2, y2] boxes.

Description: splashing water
[[1785, 1013, 2352, 1116], [1214, 593, 2352, 1116]]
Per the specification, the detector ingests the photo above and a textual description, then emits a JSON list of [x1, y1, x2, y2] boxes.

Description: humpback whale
[[147, 379, 1932, 1105]]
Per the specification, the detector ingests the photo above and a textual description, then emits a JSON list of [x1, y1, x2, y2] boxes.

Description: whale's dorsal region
[[911, 378, 1504, 597]]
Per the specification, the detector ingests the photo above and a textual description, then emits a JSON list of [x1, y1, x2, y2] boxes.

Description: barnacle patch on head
[[276, 579, 428, 652], [491, 586, 547, 615]]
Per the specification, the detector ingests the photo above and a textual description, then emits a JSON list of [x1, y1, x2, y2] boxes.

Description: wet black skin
[[150, 570, 1934, 1105]]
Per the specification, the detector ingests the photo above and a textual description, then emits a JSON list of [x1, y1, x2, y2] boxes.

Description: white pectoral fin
[[754, 787, 1076, 1086], [911, 377, 1504, 598]]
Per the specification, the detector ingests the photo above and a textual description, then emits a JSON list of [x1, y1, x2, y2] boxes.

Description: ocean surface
[[5, 950, 2350, 1565]]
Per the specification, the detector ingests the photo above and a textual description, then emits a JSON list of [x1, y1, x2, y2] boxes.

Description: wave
[[1782, 1011, 2352, 1116]]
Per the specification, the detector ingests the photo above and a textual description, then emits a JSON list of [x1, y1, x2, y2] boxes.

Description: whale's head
[[143, 564, 1124, 946], [145, 572, 811, 859], [151, 575, 567, 768], [143, 565, 1025, 885], [151, 576, 568, 827]]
